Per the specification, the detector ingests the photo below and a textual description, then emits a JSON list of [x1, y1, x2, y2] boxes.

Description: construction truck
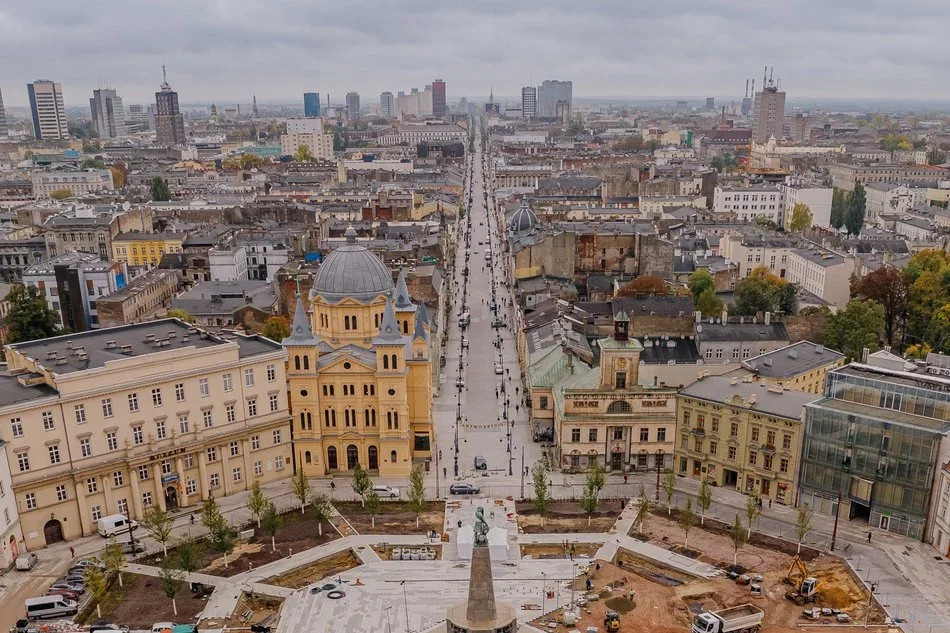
[[691, 604, 764, 633], [604, 611, 621, 632], [783, 555, 821, 605]]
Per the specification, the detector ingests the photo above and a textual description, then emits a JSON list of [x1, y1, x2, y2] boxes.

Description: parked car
[[49, 582, 84, 595], [72, 557, 105, 570], [15, 553, 39, 571], [371, 485, 400, 499], [120, 541, 146, 554], [46, 587, 81, 601], [11, 619, 34, 633], [450, 483, 480, 495], [474, 456, 487, 470], [89, 624, 130, 633], [533, 428, 554, 443], [491, 319, 505, 328], [494, 364, 503, 375]]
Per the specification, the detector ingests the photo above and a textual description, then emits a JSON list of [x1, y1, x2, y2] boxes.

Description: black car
[[533, 429, 554, 442], [450, 483, 480, 495]]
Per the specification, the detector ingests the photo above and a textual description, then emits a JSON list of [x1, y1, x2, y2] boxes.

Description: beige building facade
[[284, 228, 433, 479], [0, 319, 291, 550]]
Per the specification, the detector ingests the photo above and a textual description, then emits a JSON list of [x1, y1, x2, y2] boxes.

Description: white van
[[25, 596, 78, 620], [97, 514, 139, 538]]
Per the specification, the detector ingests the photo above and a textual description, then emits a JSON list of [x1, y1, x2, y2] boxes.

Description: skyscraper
[[751, 67, 785, 144], [0, 85, 8, 139], [154, 66, 186, 146], [89, 88, 125, 139], [536, 80, 572, 119], [431, 79, 446, 118], [379, 92, 395, 118], [521, 86, 537, 119], [304, 92, 321, 117], [345, 92, 360, 121], [27, 80, 69, 140], [252, 94, 259, 117]]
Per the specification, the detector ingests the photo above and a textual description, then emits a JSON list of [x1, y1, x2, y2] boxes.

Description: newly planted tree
[[291, 468, 311, 514], [633, 486, 651, 534], [662, 471, 677, 516], [408, 464, 426, 528], [697, 479, 713, 526], [248, 479, 268, 528], [308, 492, 333, 537], [745, 493, 762, 539], [679, 498, 695, 551], [531, 460, 550, 525], [260, 501, 282, 552], [352, 463, 372, 506], [160, 556, 186, 616], [200, 496, 236, 568], [795, 503, 814, 555], [580, 464, 606, 526], [174, 538, 204, 589], [141, 505, 175, 555], [365, 491, 381, 528], [84, 564, 109, 619], [102, 537, 126, 587], [730, 513, 748, 568]]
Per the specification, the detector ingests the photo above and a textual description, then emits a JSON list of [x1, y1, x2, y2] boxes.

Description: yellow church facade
[[283, 228, 433, 478]]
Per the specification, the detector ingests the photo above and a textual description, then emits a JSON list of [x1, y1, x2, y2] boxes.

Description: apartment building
[[32, 170, 114, 200], [27, 80, 68, 140], [799, 354, 950, 541], [713, 185, 786, 224], [0, 443, 25, 566], [695, 315, 791, 362], [0, 319, 291, 549], [779, 178, 833, 229], [829, 163, 948, 191], [676, 375, 815, 504], [864, 183, 927, 223], [742, 341, 845, 395], [376, 124, 466, 146], [43, 204, 153, 260], [95, 269, 180, 328], [719, 232, 798, 278], [280, 119, 334, 160], [786, 246, 856, 310], [111, 232, 186, 266]]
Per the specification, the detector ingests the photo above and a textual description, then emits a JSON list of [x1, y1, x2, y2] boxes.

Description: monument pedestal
[[446, 545, 517, 633]]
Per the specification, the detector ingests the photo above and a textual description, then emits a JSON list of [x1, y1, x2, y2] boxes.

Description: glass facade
[[798, 366, 950, 540], [304, 92, 321, 118]]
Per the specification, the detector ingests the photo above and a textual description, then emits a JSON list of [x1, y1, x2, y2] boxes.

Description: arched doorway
[[165, 486, 179, 511], [368, 446, 379, 471], [9, 535, 18, 559], [44, 519, 64, 545], [346, 444, 359, 470], [327, 446, 338, 470]]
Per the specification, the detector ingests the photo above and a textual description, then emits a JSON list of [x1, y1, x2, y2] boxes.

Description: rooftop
[[171, 279, 277, 316], [23, 251, 114, 276], [680, 374, 817, 419], [744, 340, 844, 378], [113, 231, 187, 242], [697, 320, 790, 343]]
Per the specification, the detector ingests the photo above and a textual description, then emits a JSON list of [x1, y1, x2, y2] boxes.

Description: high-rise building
[[126, 104, 151, 132], [536, 80, 572, 119], [154, 66, 186, 146], [89, 88, 125, 139], [521, 86, 537, 119], [705, 97, 715, 111], [751, 68, 786, 144], [379, 92, 395, 118], [345, 92, 360, 121], [431, 79, 446, 118], [27, 80, 68, 140], [304, 92, 321, 117], [252, 94, 259, 117], [0, 85, 7, 139]]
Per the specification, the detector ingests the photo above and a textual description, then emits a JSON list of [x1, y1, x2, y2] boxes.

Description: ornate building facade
[[284, 228, 433, 478]]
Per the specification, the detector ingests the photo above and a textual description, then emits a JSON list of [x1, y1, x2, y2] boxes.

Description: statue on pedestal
[[474, 506, 489, 546]]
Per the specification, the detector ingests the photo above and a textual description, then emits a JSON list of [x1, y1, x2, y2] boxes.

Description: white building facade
[[713, 185, 786, 224]]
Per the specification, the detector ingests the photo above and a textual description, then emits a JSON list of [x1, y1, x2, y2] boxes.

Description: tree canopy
[[166, 308, 196, 323], [49, 189, 73, 201], [262, 316, 290, 342], [150, 177, 171, 202], [823, 299, 885, 362], [294, 145, 315, 162], [731, 266, 796, 316], [857, 267, 907, 349], [616, 275, 669, 297], [789, 202, 813, 233], [6, 285, 61, 343], [845, 182, 866, 236], [687, 270, 714, 299]]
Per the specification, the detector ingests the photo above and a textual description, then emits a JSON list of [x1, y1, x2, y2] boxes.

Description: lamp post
[[541, 571, 546, 615], [654, 449, 665, 502]]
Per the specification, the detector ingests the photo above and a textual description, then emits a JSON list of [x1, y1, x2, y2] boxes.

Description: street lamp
[[654, 449, 665, 502]]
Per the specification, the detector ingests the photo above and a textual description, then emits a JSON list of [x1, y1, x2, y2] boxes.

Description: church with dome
[[283, 227, 433, 478]]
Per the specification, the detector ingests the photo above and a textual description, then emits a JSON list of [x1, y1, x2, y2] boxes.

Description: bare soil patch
[[335, 500, 444, 534], [521, 543, 600, 559], [265, 549, 361, 589], [200, 593, 282, 629], [81, 573, 205, 628], [517, 500, 622, 533]]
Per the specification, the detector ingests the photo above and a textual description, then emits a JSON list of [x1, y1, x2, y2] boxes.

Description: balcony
[[690, 427, 706, 437], [762, 444, 776, 456]]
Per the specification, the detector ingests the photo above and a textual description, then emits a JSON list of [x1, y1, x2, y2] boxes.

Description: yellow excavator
[[604, 611, 621, 632], [784, 556, 821, 605]]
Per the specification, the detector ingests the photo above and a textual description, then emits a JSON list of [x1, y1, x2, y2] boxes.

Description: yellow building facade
[[112, 232, 186, 266], [284, 228, 433, 478], [0, 319, 291, 549]]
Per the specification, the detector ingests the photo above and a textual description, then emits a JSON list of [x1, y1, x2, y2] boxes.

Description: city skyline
[[2, 0, 950, 105]]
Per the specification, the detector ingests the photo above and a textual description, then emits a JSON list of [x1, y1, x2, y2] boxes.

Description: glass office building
[[304, 92, 321, 118], [799, 361, 950, 540]]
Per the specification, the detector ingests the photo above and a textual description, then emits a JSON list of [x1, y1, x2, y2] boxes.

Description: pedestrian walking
[[443, 467, 447, 477], [768, 498, 772, 508], [623, 474, 628, 484], [867, 531, 872, 543], [69, 546, 75, 558], [190, 513, 195, 526]]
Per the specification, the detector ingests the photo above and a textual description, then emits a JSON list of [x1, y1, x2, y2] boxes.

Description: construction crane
[[784, 556, 821, 605]]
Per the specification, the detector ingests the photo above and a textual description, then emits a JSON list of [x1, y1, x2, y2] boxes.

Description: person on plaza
[[190, 513, 195, 525]]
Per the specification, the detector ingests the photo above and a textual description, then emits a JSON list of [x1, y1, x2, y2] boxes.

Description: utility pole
[[520, 445, 525, 498], [830, 490, 841, 551]]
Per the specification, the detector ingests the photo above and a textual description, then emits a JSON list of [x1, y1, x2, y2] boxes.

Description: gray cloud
[[2, 0, 950, 108]]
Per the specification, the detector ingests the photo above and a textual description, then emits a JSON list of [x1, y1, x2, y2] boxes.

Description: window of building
[[248, 399, 258, 417], [161, 460, 172, 475], [244, 368, 255, 387], [275, 455, 285, 470], [137, 465, 149, 481], [763, 454, 773, 470], [187, 479, 197, 495], [273, 429, 282, 444], [210, 473, 220, 489], [715, 348, 723, 359], [151, 388, 163, 407], [657, 427, 666, 442], [223, 373, 233, 392], [175, 383, 185, 402], [226, 404, 235, 423], [251, 435, 260, 450], [613, 427, 624, 440], [749, 450, 757, 466], [106, 431, 118, 451], [10, 417, 23, 438], [25, 492, 36, 510], [254, 461, 263, 476], [117, 498, 128, 514], [75, 404, 87, 424], [113, 471, 124, 487], [202, 409, 213, 428], [751, 426, 760, 442], [130, 425, 143, 445], [710, 440, 718, 455], [128, 392, 139, 412], [783, 433, 792, 450], [267, 364, 276, 382], [56, 484, 68, 502], [178, 414, 189, 434], [91, 505, 102, 521], [571, 428, 581, 442], [48, 444, 61, 464], [199, 378, 209, 397], [694, 437, 703, 452], [728, 445, 737, 461], [766, 430, 776, 447], [269, 394, 279, 413], [42, 410, 55, 431], [230, 441, 239, 457], [539, 396, 549, 409], [184, 453, 195, 468], [680, 434, 688, 450], [639, 427, 649, 442], [615, 372, 627, 389], [206, 447, 218, 462], [156, 419, 167, 439], [780, 458, 789, 473], [587, 429, 597, 442], [730, 422, 739, 438], [142, 491, 153, 507], [233, 467, 242, 482]]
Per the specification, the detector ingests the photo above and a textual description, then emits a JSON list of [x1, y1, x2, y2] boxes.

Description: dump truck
[[691, 604, 764, 633]]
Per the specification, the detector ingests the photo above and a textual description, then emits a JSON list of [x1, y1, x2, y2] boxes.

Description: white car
[[494, 364, 504, 375], [372, 485, 400, 499]]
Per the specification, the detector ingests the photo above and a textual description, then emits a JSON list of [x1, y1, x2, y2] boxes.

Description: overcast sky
[[2, 0, 949, 108]]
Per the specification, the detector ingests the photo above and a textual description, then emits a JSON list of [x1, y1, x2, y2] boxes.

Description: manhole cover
[[322, 583, 337, 591]]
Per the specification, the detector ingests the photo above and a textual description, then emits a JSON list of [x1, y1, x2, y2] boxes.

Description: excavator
[[784, 555, 821, 605], [604, 611, 621, 632]]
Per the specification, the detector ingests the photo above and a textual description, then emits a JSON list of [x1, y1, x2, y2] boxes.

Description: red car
[[48, 587, 82, 601]]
